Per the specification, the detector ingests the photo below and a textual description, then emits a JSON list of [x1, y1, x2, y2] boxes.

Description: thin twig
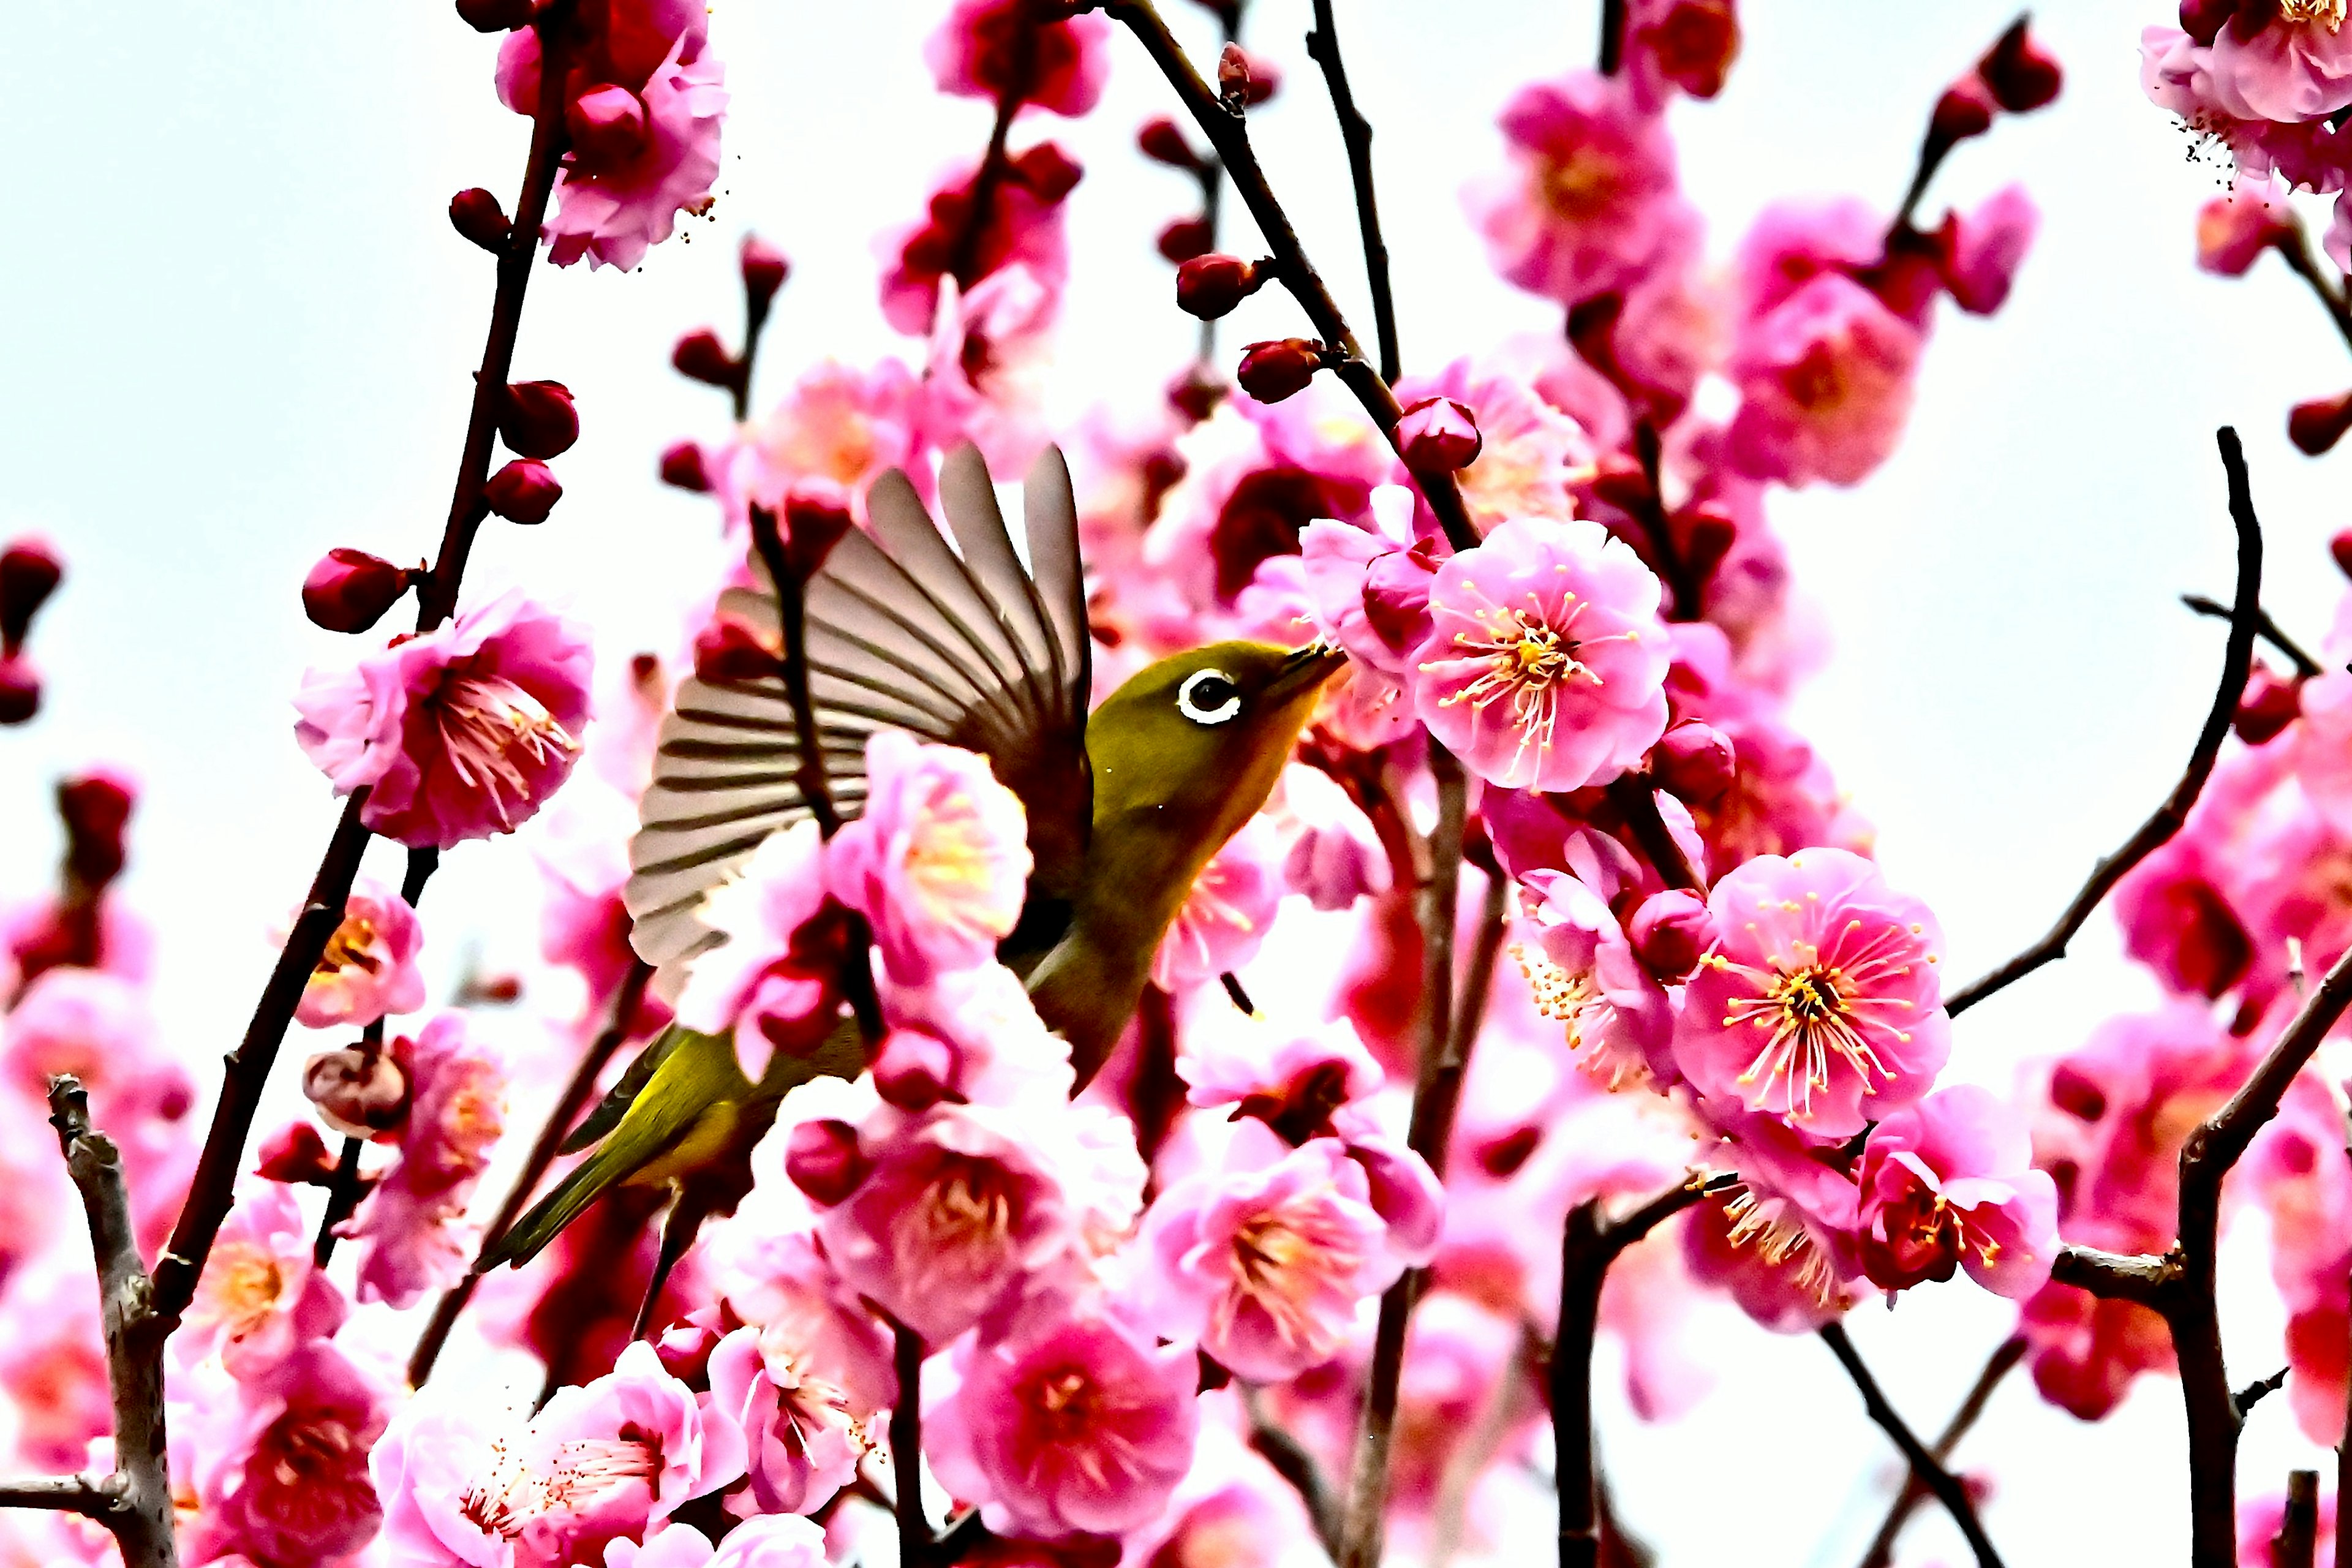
[[892, 1324, 929, 1568], [1856, 1335, 2027, 1568], [2281, 1469, 2322, 1568], [1819, 1322, 2005, 1568], [1097, 0, 1479, 553], [2180, 592, 2321, 677], [1245, 1384, 1342, 1555], [1597, 0, 1627, 75], [1946, 428, 2264, 1017], [1604, 774, 1703, 892], [1304, 0, 1398, 382], [2278, 223, 2352, 358], [1630, 420, 1701, 622], [0, 1476, 111, 1516]]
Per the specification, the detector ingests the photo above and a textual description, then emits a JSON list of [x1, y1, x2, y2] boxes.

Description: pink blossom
[[705, 1324, 861, 1517], [344, 1013, 507, 1308], [1410, 514, 1671, 793], [183, 1341, 388, 1568], [2204, 4, 2352, 122], [1151, 818, 1283, 990], [1274, 763, 1391, 911], [827, 731, 1031, 987], [2016, 1280, 2174, 1422], [918, 266, 1058, 475], [293, 588, 594, 850], [924, 0, 1110, 116], [709, 1221, 899, 1420], [1512, 866, 1677, 1092], [674, 822, 849, 1080], [2245, 1074, 2352, 1442], [0, 1260, 108, 1472], [925, 1305, 1199, 1538], [1676, 848, 1948, 1139], [1382, 1292, 1531, 1511], [1681, 1183, 1846, 1334], [878, 143, 1080, 336], [1724, 272, 1923, 488], [1855, 1085, 2059, 1299], [603, 1516, 830, 1568], [1688, 1104, 1865, 1323], [1141, 1120, 1408, 1381], [717, 359, 928, 529], [1466, 70, 1687, 305], [2141, 26, 2352, 192], [296, 878, 425, 1029], [177, 1183, 346, 1378], [876, 958, 1078, 1110], [1117, 1416, 1324, 1568], [1178, 1016, 1385, 1142], [1937, 182, 2038, 315], [1393, 357, 1593, 532], [1730, 197, 1887, 325], [1298, 484, 1441, 680]]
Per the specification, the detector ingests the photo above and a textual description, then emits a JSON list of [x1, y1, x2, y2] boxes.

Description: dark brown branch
[[1946, 428, 2263, 1017], [1304, 0, 1398, 383], [1098, 0, 1479, 553], [1556, 1170, 1735, 1568], [1857, 1335, 2027, 1568], [2048, 1242, 2179, 1308], [1246, 1385, 1341, 1556], [1604, 774, 1703, 892], [409, 956, 655, 1387], [0, 1476, 112, 1515], [1598, 0, 1627, 75], [1630, 419, 1702, 622], [892, 1324, 929, 1568], [1819, 1322, 2005, 1568], [2280, 1469, 2322, 1568], [2237, 1365, 2291, 1419], [2180, 592, 2321, 677]]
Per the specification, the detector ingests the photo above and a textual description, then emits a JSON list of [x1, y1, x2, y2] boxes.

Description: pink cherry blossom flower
[[674, 821, 850, 1080], [924, 0, 1110, 116], [827, 731, 1031, 987], [183, 1341, 388, 1568], [1466, 70, 1687, 306], [2142, 26, 2352, 194], [1724, 272, 1923, 488], [1512, 866, 1678, 1092], [709, 1221, 899, 1421], [1140, 1120, 1410, 1381], [293, 588, 594, 850], [1393, 356, 1593, 532], [1731, 197, 1887, 325], [2204, 2, 2352, 122], [1177, 1016, 1386, 1142], [1937, 182, 2039, 315], [343, 1012, 507, 1308], [2245, 1074, 2352, 1442], [876, 957, 1077, 1109], [1410, 514, 1671, 793], [176, 1183, 346, 1378], [879, 143, 1080, 337], [1151, 818, 1283, 991], [0, 1260, 108, 1472], [716, 358, 929, 530], [603, 1515, 831, 1568], [925, 1305, 1199, 1538], [295, 878, 425, 1029], [1117, 1415, 1325, 1568], [1274, 763, 1391, 912], [1855, 1085, 2059, 1299], [705, 1324, 861, 1517], [1689, 1103, 1866, 1321], [2016, 1280, 2174, 1422], [918, 266, 1058, 475], [1298, 484, 1441, 679]]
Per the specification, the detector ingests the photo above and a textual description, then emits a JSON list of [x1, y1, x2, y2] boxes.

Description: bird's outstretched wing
[[624, 444, 1092, 991]]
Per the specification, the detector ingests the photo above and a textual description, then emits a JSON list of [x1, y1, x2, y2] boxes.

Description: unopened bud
[[2332, 527, 2352, 579], [0, 658, 38, 726], [1237, 338, 1325, 404], [1927, 78, 1996, 157], [1676, 501, 1739, 587], [303, 1046, 412, 1139], [2234, 664, 2304, 744], [1137, 116, 1199, 168], [568, 84, 649, 166], [1395, 396, 1483, 472], [1217, 42, 1252, 106], [673, 327, 737, 387], [1629, 889, 1713, 982], [654, 1315, 720, 1386], [782, 492, 854, 579], [873, 1028, 957, 1111], [2290, 391, 2352, 457], [785, 1118, 869, 1205], [1009, 142, 1084, 202], [499, 379, 579, 460], [1, 537, 62, 653], [484, 459, 562, 524], [2196, 189, 2294, 277], [1977, 19, 2062, 115], [1175, 253, 1263, 318], [454, 0, 533, 33], [660, 440, 712, 491], [448, 187, 510, 253], [1157, 216, 1216, 264], [1652, 718, 1736, 805], [2179, 0, 2234, 47], [255, 1120, 341, 1185], [59, 771, 135, 891], [693, 612, 780, 684], [302, 548, 412, 635], [1167, 365, 1226, 424], [740, 235, 790, 307]]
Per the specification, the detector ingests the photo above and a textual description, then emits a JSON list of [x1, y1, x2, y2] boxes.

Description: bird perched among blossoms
[[488, 445, 1344, 1271]]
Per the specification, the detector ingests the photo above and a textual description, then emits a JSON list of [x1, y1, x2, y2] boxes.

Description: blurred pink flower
[[294, 588, 594, 850], [926, 1305, 1199, 1538], [2245, 1074, 2352, 1442], [879, 143, 1080, 336], [674, 821, 849, 1080], [919, 265, 1058, 474], [1855, 1085, 2059, 1299], [1724, 273, 1922, 488], [1178, 1016, 1385, 1141], [343, 1013, 507, 1308], [1393, 357, 1593, 532], [1936, 182, 2039, 315], [2016, 1278, 2174, 1422], [296, 879, 425, 1030], [1150, 818, 1282, 991], [1274, 763, 1391, 912], [1298, 484, 1441, 679], [706, 1324, 861, 1517], [717, 359, 929, 530], [827, 731, 1031, 987], [2142, 25, 2352, 192], [1731, 197, 1885, 325], [178, 1183, 347, 1378], [183, 1341, 388, 1568], [1410, 514, 1671, 793], [605, 1516, 830, 1568], [924, 0, 1110, 116], [0, 1261, 108, 1472]]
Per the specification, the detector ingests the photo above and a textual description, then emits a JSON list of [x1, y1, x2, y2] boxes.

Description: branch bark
[[1303, 0, 1397, 383], [1856, 1335, 2027, 1568], [892, 1324, 930, 1568], [1819, 1322, 2004, 1568], [1945, 427, 2263, 1017]]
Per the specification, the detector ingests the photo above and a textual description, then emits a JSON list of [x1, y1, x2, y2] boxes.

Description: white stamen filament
[[432, 671, 579, 827]]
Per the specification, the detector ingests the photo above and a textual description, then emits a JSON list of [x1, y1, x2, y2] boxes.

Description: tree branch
[[1819, 1322, 2005, 1568], [2048, 1243, 2180, 1308], [1945, 427, 2263, 1017], [1244, 1384, 1341, 1556], [892, 1324, 930, 1568], [0, 1475, 113, 1516], [2180, 592, 2320, 677], [2277, 222, 2352, 359], [1098, 0, 1479, 553], [2280, 1469, 2322, 1568], [1303, 0, 1397, 382], [1604, 774, 1703, 892], [1856, 1335, 2027, 1568]]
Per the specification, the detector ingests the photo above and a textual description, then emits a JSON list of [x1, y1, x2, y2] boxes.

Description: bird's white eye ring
[[1177, 668, 1243, 725]]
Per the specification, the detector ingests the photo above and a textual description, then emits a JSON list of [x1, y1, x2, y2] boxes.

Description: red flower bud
[[1, 536, 62, 653], [2291, 391, 2352, 456], [1928, 78, 1996, 157], [1651, 718, 1736, 805], [2179, 0, 2235, 47], [740, 235, 790, 308], [448, 187, 511, 253], [1157, 217, 1216, 265], [1395, 396, 1484, 472], [255, 1120, 341, 1186], [59, 771, 134, 891], [693, 612, 780, 684], [2332, 527, 2352, 579], [499, 379, 579, 460], [1175, 253, 1263, 318], [303, 548, 412, 635], [567, 84, 649, 167], [1009, 142, 1084, 202], [0, 657, 38, 726], [2234, 664, 2304, 744], [1217, 42, 1253, 105], [872, 1027, 956, 1111], [1138, 116, 1199, 168], [1237, 338, 1325, 404], [454, 0, 533, 34], [1676, 501, 1739, 588], [786, 1118, 869, 1205], [303, 1046, 412, 1139], [1977, 19, 2062, 115], [484, 459, 562, 524], [1629, 889, 1713, 982], [781, 492, 855, 580], [1167, 366, 1226, 424], [660, 440, 712, 491], [673, 327, 737, 387]]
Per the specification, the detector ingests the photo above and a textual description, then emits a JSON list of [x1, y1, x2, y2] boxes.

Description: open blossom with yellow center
[[295, 881, 424, 1029], [1675, 848, 1950, 1139], [180, 1183, 344, 1376], [2283, 0, 2346, 29]]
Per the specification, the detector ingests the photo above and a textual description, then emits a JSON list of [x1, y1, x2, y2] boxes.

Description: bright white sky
[[3, 1, 2345, 1561]]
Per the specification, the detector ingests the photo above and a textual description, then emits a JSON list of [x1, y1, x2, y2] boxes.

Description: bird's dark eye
[[1177, 668, 1242, 725]]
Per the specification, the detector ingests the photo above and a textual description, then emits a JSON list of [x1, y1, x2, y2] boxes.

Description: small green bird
[[484, 444, 1344, 1275]]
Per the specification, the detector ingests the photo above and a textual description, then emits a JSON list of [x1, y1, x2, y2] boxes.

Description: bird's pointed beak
[[1267, 641, 1352, 706]]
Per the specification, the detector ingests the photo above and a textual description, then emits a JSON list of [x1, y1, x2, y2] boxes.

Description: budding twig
[[1945, 427, 2264, 1017], [1304, 0, 1398, 383], [1819, 1322, 2005, 1568]]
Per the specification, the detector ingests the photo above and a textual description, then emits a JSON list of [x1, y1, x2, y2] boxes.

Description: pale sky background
[[2, 1, 2346, 1562]]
